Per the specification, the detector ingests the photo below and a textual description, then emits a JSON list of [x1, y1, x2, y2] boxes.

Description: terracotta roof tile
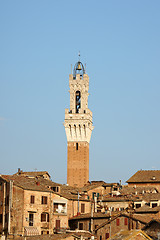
[[109, 230, 152, 240], [127, 170, 160, 183]]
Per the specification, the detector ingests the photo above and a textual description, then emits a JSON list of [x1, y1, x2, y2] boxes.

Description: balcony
[[53, 201, 67, 215]]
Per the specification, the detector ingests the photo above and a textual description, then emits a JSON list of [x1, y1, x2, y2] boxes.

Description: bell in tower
[[64, 58, 94, 187]]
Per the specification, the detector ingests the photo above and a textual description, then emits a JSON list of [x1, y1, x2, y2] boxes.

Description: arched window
[[41, 212, 49, 222], [75, 91, 81, 113]]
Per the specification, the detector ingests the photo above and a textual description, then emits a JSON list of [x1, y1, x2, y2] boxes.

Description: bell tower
[[64, 59, 94, 187]]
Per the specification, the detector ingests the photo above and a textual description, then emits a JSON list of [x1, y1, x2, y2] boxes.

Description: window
[[92, 192, 96, 200], [81, 203, 85, 213], [89, 222, 91, 232], [106, 233, 109, 239], [124, 218, 128, 225], [116, 218, 120, 226], [41, 196, 47, 204], [0, 214, 2, 223], [136, 221, 140, 229], [79, 223, 83, 230], [41, 213, 49, 222], [51, 186, 59, 192], [29, 213, 34, 226], [41, 230, 49, 235], [135, 203, 141, 208], [75, 91, 81, 113], [30, 195, 35, 204], [76, 143, 78, 150], [5, 196, 9, 206], [53, 202, 67, 214], [152, 203, 157, 208], [56, 219, 60, 230], [54, 203, 58, 212]]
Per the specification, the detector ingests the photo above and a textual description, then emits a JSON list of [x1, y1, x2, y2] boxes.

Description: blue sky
[[0, 1, 160, 184]]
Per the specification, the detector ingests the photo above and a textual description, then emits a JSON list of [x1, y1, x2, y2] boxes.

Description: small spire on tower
[[78, 51, 80, 61]]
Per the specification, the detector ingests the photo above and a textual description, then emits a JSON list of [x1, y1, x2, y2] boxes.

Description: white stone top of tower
[[64, 61, 94, 143]]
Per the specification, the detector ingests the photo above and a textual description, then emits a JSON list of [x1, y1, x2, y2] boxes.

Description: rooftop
[[127, 170, 160, 183]]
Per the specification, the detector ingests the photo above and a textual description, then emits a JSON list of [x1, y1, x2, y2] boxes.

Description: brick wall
[[67, 142, 89, 187]]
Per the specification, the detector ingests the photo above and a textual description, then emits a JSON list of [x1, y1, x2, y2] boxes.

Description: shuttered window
[[41, 196, 47, 204], [81, 203, 85, 213], [124, 218, 128, 225], [116, 218, 120, 226], [30, 195, 35, 204]]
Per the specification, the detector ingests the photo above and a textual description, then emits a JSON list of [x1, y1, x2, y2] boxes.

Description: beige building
[[64, 60, 94, 188], [0, 170, 93, 238]]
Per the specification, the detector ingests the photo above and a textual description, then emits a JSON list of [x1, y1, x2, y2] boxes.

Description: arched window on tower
[[75, 91, 81, 113]]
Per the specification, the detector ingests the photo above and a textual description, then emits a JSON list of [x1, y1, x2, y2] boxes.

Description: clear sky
[[0, 1, 160, 185]]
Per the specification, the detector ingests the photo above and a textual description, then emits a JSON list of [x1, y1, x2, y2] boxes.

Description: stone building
[[64, 60, 94, 188], [0, 170, 92, 238], [95, 213, 147, 240], [0, 172, 69, 237]]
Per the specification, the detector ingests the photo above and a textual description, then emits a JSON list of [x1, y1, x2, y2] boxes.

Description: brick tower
[[64, 60, 94, 187]]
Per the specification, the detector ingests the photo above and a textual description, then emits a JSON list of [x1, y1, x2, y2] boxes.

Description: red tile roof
[[127, 170, 160, 183]]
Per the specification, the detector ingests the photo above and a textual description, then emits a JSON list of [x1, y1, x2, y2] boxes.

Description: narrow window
[[116, 218, 120, 226], [79, 223, 83, 230], [124, 218, 128, 225], [30, 195, 35, 204], [56, 219, 60, 230], [69, 124, 72, 138], [41, 196, 47, 204], [106, 233, 109, 239], [5, 196, 9, 206], [41, 213, 49, 222], [54, 203, 58, 212], [76, 143, 78, 150], [0, 214, 2, 223], [136, 221, 140, 229], [29, 213, 34, 226], [84, 124, 86, 136], [41, 213, 46, 222], [81, 203, 85, 213], [75, 91, 81, 113]]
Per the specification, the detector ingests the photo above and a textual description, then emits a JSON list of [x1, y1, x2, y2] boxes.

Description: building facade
[[64, 61, 94, 187]]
